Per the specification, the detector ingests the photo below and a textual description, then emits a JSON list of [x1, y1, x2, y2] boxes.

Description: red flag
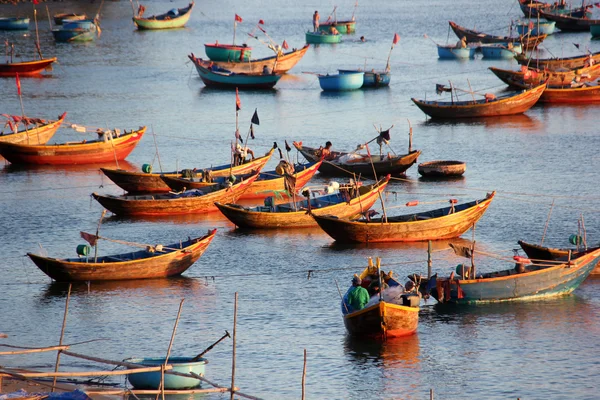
[[33, 0, 39, 4], [80, 231, 98, 247], [282, 40, 289, 50], [235, 87, 241, 111], [235, 14, 243, 23], [258, 19, 265, 25], [15, 73, 21, 96], [393, 33, 400, 45]]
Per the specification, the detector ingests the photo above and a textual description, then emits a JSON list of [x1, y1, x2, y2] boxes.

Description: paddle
[[191, 331, 231, 361]]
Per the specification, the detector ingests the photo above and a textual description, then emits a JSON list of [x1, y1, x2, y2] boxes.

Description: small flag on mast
[[282, 40, 289, 50], [258, 19, 265, 25], [15, 73, 21, 96], [235, 14, 243, 23], [235, 87, 241, 111], [393, 33, 400, 45], [251, 109, 260, 125]]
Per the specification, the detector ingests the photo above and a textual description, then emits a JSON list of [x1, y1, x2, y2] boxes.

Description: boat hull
[[313, 193, 494, 243], [515, 21, 556, 35], [0, 58, 57, 77], [318, 72, 364, 91], [126, 357, 207, 389], [437, 46, 476, 59], [0, 128, 145, 165], [133, 2, 194, 30], [449, 20, 546, 49], [100, 150, 273, 194], [52, 25, 97, 42], [204, 44, 252, 62], [318, 20, 356, 34], [202, 45, 309, 74], [0, 113, 66, 145], [517, 50, 600, 69], [0, 17, 29, 30], [489, 64, 600, 87], [28, 230, 216, 282], [339, 69, 390, 87], [480, 44, 521, 59], [305, 31, 342, 44], [418, 160, 466, 177], [192, 58, 281, 89], [344, 301, 418, 338], [54, 13, 87, 25]]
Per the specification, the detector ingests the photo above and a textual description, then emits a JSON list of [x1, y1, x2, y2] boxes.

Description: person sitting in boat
[[571, 75, 585, 88], [367, 270, 391, 296], [262, 65, 273, 75], [344, 275, 370, 313], [317, 141, 333, 160], [584, 53, 595, 68], [313, 10, 320, 32], [234, 142, 255, 165], [455, 36, 467, 49], [330, 25, 340, 35]]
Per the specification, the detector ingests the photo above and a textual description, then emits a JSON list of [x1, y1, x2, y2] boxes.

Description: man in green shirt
[[345, 275, 371, 313]]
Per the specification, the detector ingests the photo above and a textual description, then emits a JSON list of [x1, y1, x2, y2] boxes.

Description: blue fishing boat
[[480, 43, 522, 59], [515, 20, 556, 35], [419, 246, 600, 304], [437, 45, 476, 59], [305, 31, 342, 44], [339, 69, 391, 88], [52, 19, 98, 42], [0, 17, 29, 30], [125, 357, 207, 389], [204, 43, 252, 62], [318, 72, 364, 91], [191, 57, 281, 89]]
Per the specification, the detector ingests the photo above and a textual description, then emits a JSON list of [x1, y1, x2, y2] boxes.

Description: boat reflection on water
[[326, 237, 474, 252], [422, 112, 541, 131], [1, 159, 138, 174], [101, 210, 231, 226]]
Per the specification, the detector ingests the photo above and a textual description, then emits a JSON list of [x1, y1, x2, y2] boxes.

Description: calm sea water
[[1, 0, 600, 399]]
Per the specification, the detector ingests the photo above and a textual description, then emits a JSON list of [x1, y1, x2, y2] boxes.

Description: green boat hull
[[305, 31, 342, 44], [204, 44, 252, 62]]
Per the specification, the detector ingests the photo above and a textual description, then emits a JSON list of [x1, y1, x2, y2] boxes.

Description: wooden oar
[[191, 331, 231, 361]]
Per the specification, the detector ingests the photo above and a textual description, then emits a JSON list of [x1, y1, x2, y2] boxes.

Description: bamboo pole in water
[[230, 292, 238, 400], [52, 284, 71, 392], [157, 298, 185, 400], [301, 349, 307, 400]]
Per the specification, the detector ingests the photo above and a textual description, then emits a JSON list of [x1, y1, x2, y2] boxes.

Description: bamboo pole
[[0, 345, 70, 355], [94, 209, 107, 262], [427, 240, 432, 279], [230, 292, 238, 400], [335, 279, 349, 314], [52, 284, 71, 392], [152, 125, 163, 172], [301, 349, 307, 400], [540, 199, 555, 245], [157, 298, 185, 400], [1, 366, 172, 378]]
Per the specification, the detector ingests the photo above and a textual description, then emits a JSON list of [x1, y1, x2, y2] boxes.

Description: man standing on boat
[[313, 10, 320, 32]]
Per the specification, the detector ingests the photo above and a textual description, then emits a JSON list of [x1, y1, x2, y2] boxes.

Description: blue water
[[1, 0, 600, 399]]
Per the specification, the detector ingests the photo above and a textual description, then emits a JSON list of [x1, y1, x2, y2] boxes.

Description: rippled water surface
[[1, 0, 600, 399]]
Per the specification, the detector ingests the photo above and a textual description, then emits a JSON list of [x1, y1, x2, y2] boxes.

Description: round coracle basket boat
[[418, 160, 466, 177]]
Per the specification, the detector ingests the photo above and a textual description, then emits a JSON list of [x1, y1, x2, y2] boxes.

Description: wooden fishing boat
[[0, 112, 66, 145], [28, 229, 216, 282], [437, 45, 476, 59], [204, 43, 252, 62], [53, 13, 87, 25], [489, 64, 600, 87], [411, 83, 546, 119], [161, 160, 322, 200], [197, 45, 309, 74], [52, 20, 98, 42], [126, 356, 207, 389], [191, 58, 282, 89], [305, 31, 342, 44], [448, 21, 547, 49], [0, 57, 57, 77], [313, 192, 494, 243], [0, 17, 29, 30], [507, 79, 600, 103], [92, 173, 259, 216], [419, 246, 600, 304], [318, 72, 364, 91], [133, 2, 194, 30], [539, 9, 600, 32], [479, 43, 521, 59], [0, 127, 145, 165], [342, 257, 420, 338], [516, 50, 600, 70], [418, 160, 466, 178], [339, 69, 391, 88], [517, 0, 589, 18], [518, 240, 576, 261], [293, 142, 420, 177], [319, 20, 356, 34], [515, 20, 556, 35], [100, 147, 274, 194], [214, 176, 390, 229]]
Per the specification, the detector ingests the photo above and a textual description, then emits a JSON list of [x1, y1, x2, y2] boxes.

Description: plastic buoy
[[406, 200, 419, 207], [76, 244, 91, 256], [569, 234, 582, 245], [142, 164, 152, 173]]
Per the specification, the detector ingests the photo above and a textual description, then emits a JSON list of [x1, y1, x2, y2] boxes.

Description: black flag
[[285, 140, 292, 152], [251, 109, 260, 125]]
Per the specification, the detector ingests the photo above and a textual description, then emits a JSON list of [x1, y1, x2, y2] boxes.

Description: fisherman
[[318, 141, 333, 160], [345, 275, 370, 312], [455, 36, 467, 49], [262, 65, 272, 75], [234, 143, 255, 165], [330, 25, 339, 35], [313, 10, 320, 32]]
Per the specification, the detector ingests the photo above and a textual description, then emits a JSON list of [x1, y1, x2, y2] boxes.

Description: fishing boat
[[215, 176, 389, 229], [539, 9, 600, 32], [448, 21, 547, 49], [506, 78, 600, 103], [293, 140, 420, 178], [126, 357, 207, 389], [342, 257, 420, 339], [479, 43, 522, 59], [0, 112, 66, 145], [515, 20, 556, 35], [0, 17, 29, 30], [339, 69, 391, 88], [204, 43, 252, 62], [417, 244, 600, 304], [437, 44, 476, 59], [318, 72, 364, 91], [318, 5, 358, 34], [305, 31, 342, 44], [0, 57, 57, 77], [516, 50, 600, 70], [28, 229, 216, 282], [489, 64, 600, 87], [133, 2, 194, 30], [418, 160, 466, 178], [190, 58, 282, 89], [100, 147, 275, 194], [198, 45, 309, 74], [92, 173, 259, 216], [411, 83, 546, 119], [313, 192, 494, 243], [161, 160, 322, 200], [52, 19, 98, 42], [53, 13, 87, 25], [0, 127, 145, 165], [518, 240, 584, 261], [518, 0, 572, 18]]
